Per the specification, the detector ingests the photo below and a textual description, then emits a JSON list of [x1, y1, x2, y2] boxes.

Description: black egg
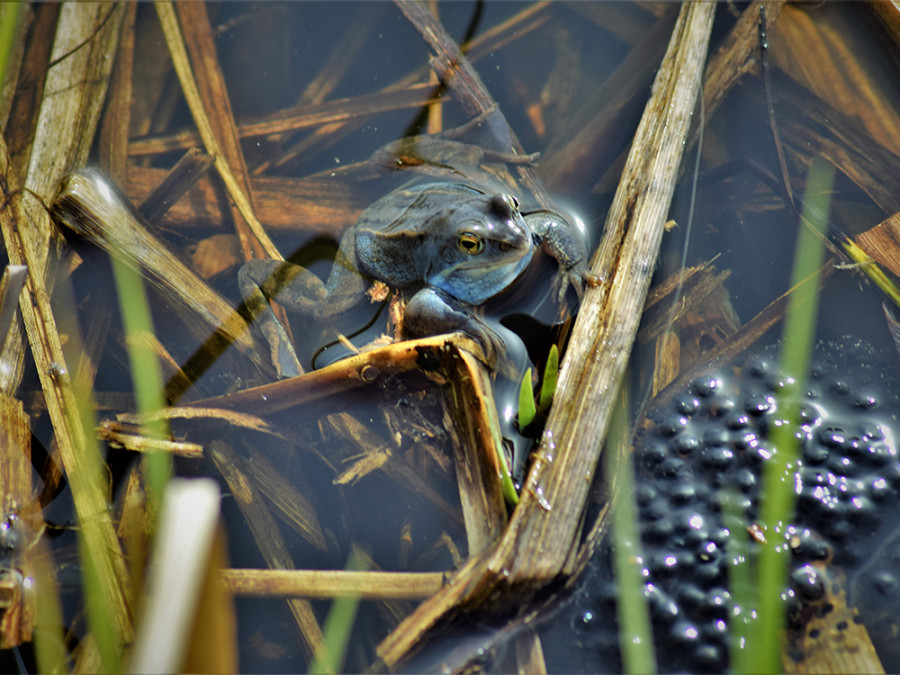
[[826, 453, 856, 477], [817, 425, 847, 448], [668, 620, 701, 648], [744, 393, 775, 416], [831, 379, 850, 396], [636, 484, 658, 507], [690, 375, 721, 398], [853, 391, 879, 410], [732, 430, 759, 451], [702, 427, 730, 447], [656, 457, 687, 479], [665, 481, 697, 505], [744, 443, 774, 466], [745, 356, 774, 379], [798, 403, 822, 426], [790, 564, 825, 602], [733, 467, 757, 493], [645, 584, 680, 625], [677, 584, 706, 611], [692, 643, 724, 670], [642, 498, 668, 522], [639, 441, 669, 468], [644, 518, 675, 543], [675, 395, 701, 416], [659, 415, 689, 438], [803, 443, 828, 464], [859, 422, 886, 441], [671, 434, 700, 456], [700, 446, 734, 471], [698, 588, 730, 620], [726, 412, 750, 430]]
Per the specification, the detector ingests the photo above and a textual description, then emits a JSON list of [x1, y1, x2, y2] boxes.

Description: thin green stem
[[110, 256, 171, 507], [752, 159, 834, 672], [610, 380, 656, 674], [0, 2, 22, 91], [308, 548, 365, 674]]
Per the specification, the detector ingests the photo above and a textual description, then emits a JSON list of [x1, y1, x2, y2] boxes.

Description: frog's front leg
[[403, 287, 505, 363], [524, 210, 594, 303], [239, 243, 368, 378]]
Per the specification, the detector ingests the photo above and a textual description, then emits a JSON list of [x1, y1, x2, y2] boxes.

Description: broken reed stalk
[[0, 391, 38, 649], [97, 0, 136, 183], [375, 3, 716, 668], [189, 333, 488, 416], [221, 569, 445, 599], [0, 3, 122, 395], [445, 348, 511, 554], [130, 83, 446, 157], [126, 165, 363, 237], [153, 0, 281, 261], [0, 4, 133, 665], [136, 147, 215, 222], [0, 139, 134, 655], [51, 168, 269, 374], [173, 1, 266, 263], [499, 0, 716, 587]]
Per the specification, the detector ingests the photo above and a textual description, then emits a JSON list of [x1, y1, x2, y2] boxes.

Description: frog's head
[[429, 192, 534, 305]]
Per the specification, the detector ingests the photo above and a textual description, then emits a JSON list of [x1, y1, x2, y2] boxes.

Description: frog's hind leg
[[404, 287, 504, 364], [238, 259, 326, 378]]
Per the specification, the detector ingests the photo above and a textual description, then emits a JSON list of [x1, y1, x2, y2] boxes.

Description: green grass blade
[[723, 487, 754, 673], [750, 159, 834, 672], [110, 256, 171, 503], [32, 541, 67, 674], [608, 379, 656, 674], [0, 2, 22, 91], [308, 548, 365, 674]]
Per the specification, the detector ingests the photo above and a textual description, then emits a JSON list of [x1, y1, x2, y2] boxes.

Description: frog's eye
[[457, 232, 485, 255], [490, 193, 520, 218]]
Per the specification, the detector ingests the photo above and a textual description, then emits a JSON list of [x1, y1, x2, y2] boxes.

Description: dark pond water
[[6, 1, 900, 673]]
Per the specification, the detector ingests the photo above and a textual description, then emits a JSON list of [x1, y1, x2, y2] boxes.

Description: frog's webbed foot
[[404, 287, 505, 365], [549, 265, 583, 304], [525, 210, 594, 305]]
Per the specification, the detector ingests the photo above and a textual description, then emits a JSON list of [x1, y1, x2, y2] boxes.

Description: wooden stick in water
[[51, 168, 270, 377], [375, 2, 716, 667]]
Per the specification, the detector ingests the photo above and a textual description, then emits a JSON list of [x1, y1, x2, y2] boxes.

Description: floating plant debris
[[543, 338, 900, 672]]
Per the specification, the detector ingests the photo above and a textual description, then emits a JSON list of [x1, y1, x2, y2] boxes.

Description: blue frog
[[239, 181, 590, 377]]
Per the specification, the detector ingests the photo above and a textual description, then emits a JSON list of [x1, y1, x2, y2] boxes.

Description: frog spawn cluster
[[543, 339, 900, 672]]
